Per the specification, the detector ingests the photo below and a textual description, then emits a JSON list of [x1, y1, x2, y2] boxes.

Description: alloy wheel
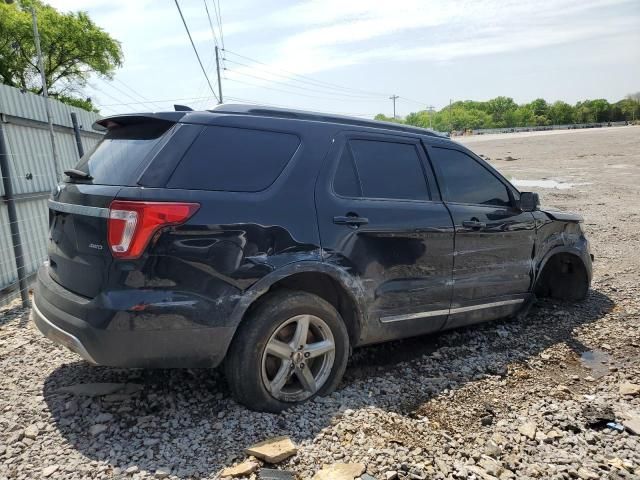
[[261, 314, 336, 402]]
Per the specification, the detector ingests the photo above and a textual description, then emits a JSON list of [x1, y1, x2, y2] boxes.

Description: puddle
[[580, 349, 612, 378], [511, 178, 593, 190]]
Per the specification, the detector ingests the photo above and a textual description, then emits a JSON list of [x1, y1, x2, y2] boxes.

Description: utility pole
[[449, 98, 453, 133], [426, 105, 435, 130], [389, 94, 399, 119], [215, 45, 223, 104], [31, 7, 61, 182]]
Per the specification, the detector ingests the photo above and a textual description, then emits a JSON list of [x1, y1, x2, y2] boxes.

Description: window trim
[[425, 144, 517, 209], [330, 132, 435, 203]]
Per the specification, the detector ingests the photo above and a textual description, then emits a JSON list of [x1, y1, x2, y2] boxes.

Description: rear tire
[[224, 290, 350, 412]]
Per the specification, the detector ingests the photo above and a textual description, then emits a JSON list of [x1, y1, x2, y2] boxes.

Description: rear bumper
[[32, 301, 97, 364], [32, 266, 236, 368]]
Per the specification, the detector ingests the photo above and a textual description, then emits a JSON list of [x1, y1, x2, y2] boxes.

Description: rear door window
[[338, 139, 429, 201], [429, 147, 511, 207], [168, 126, 300, 192], [74, 121, 173, 186]]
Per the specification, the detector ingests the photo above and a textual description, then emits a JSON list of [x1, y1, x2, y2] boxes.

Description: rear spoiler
[[92, 112, 187, 132]]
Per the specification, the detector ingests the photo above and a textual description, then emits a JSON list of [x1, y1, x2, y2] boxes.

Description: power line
[[213, 0, 225, 50], [99, 95, 213, 107], [224, 66, 386, 102], [223, 49, 438, 116], [226, 75, 383, 103], [100, 77, 160, 107], [89, 81, 194, 114], [94, 79, 158, 111], [89, 81, 143, 113], [400, 96, 432, 107], [203, 0, 220, 49], [112, 77, 164, 109], [91, 101, 120, 115], [174, 0, 219, 103], [223, 58, 382, 99], [223, 48, 390, 98], [193, 53, 218, 110], [203, 0, 223, 103]]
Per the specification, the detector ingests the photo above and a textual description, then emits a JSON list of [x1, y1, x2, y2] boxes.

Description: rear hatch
[[48, 115, 179, 298]]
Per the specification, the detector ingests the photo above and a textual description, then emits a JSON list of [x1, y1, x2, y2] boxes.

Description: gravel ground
[[1, 126, 639, 480]]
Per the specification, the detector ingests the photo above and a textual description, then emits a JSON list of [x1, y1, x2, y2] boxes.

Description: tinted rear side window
[[349, 139, 429, 200], [430, 147, 511, 207], [333, 146, 361, 197], [167, 126, 300, 192], [74, 121, 173, 186]]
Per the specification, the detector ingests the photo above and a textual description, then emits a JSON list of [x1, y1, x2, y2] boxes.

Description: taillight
[[107, 201, 199, 259]]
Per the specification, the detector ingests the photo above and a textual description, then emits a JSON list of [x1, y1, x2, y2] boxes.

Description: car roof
[[208, 104, 445, 138], [96, 104, 447, 139]]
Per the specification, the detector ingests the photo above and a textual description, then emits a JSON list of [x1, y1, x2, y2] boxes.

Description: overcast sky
[[48, 0, 640, 118]]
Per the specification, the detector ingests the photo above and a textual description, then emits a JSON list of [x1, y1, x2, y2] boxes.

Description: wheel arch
[[533, 246, 591, 301], [227, 262, 367, 350]]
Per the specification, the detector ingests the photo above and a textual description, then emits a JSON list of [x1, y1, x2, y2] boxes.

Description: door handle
[[462, 219, 486, 229], [333, 215, 369, 227]]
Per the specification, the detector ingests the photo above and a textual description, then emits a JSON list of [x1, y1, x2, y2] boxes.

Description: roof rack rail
[[209, 104, 444, 138]]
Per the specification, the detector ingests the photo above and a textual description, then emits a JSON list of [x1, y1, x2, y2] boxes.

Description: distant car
[[32, 105, 592, 412]]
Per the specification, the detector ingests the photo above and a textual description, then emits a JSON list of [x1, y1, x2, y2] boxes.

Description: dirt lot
[[1, 126, 639, 480]]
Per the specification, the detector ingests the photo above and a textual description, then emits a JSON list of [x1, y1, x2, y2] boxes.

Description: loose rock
[[312, 463, 366, 480], [89, 424, 108, 436], [42, 465, 59, 477], [245, 436, 297, 463], [221, 460, 260, 477], [23, 424, 38, 440], [619, 382, 640, 396], [518, 422, 537, 440]]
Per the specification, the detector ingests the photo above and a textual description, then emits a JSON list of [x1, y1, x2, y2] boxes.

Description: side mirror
[[519, 192, 540, 212]]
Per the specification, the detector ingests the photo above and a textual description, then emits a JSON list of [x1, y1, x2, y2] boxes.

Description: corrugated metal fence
[[0, 84, 103, 307]]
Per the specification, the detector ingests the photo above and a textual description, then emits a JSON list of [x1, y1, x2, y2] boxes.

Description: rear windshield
[[73, 121, 173, 186], [167, 126, 300, 192]]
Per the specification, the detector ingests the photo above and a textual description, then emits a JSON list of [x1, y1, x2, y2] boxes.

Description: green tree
[[529, 98, 549, 118], [486, 96, 518, 127], [375, 94, 638, 131], [513, 105, 535, 127], [404, 111, 428, 127], [616, 96, 640, 121], [574, 101, 594, 123], [589, 99, 610, 122], [549, 101, 574, 125], [622, 92, 640, 121], [0, 0, 123, 111], [374, 113, 404, 123]]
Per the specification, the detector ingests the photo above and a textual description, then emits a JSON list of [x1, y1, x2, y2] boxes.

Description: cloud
[[224, 0, 637, 77], [43, 0, 640, 114]]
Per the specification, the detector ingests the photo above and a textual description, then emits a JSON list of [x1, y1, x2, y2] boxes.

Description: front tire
[[224, 290, 350, 412]]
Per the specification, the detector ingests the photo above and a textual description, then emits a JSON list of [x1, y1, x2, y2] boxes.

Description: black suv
[[33, 105, 592, 412]]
